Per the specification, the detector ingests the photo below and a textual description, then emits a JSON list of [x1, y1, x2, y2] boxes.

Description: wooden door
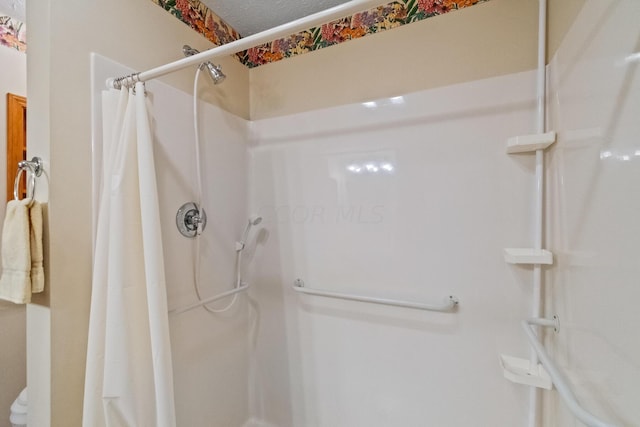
[[6, 93, 27, 202]]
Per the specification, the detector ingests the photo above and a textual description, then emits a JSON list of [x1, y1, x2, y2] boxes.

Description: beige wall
[[249, 0, 537, 119], [26, 0, 249, 424], [548, 0, 586, 61], [0, 45, 27, 427], [249, 0, 586, 120]]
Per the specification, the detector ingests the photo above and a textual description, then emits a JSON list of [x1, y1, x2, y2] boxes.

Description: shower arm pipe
[[292, 280, 458, 312], [522, 319, 617, 427], [107, 0, 391, 88], [169, 282, 249, 315]]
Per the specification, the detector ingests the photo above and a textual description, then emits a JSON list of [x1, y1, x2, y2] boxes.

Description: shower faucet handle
[[176, 202, 207, 238], [195, 213, 205, 236]]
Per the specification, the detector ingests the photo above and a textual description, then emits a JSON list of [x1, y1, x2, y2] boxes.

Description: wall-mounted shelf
[[503, 248, 553, 265], [499, 354, 552, 390], [506, 131, 556, 154]]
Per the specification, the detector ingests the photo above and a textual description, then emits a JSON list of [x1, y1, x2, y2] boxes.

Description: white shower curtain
[[83, 83, 176, 427]]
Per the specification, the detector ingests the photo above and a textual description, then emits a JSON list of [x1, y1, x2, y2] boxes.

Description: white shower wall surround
[[544, 1, 640, 425], [156, 86, 251, 427], [246, 70, 539, 427]]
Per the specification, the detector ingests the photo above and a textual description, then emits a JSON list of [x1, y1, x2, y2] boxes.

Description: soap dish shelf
[[499, 354, 552, 390], [503, 248, 553, 265], [506, 131, 556, 154]]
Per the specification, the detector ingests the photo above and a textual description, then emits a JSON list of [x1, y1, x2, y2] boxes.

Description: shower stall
[[78, 0, 639, 426]]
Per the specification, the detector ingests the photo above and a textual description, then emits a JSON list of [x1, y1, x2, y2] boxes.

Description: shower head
[[248, 216, 263, 226], [182, 45, 199, 56], [182, 45, 226, 85], [237, 216, 263, 251], [202, 62, 226, 85]]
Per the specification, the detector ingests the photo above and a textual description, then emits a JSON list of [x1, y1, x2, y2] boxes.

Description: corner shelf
[[499, 354, 552, 390], [506, 131, 556, 154], [503, 248, 553, 265]]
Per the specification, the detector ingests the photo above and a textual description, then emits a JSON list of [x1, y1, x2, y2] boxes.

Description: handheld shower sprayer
[[183, 45, 226, 85], [236, 216, 263, 252], [234, 216, 263, 290]]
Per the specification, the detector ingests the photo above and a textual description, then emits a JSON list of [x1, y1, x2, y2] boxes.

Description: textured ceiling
[[0, 0, 25, 22], [200, 0, 351, 36], [0, 0, 355, 36]]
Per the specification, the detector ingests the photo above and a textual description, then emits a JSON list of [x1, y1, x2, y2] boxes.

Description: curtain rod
[[107, 0, 391, 89]]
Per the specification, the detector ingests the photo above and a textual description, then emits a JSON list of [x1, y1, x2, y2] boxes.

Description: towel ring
[[14, 157, 43, 205]]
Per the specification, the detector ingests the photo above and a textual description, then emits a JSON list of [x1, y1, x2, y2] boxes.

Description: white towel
[[0, 199, 32, 303], [30, 201, 44, 293]]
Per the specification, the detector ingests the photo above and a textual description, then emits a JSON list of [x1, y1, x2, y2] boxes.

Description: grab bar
[[522, 318, 618, 427], [169, 282, 249, 315], [292, 279, 458, 312]]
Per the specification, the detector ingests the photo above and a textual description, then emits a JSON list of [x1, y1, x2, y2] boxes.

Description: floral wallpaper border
[[242, 0, 488, 68], [151, 0, 242, 53], [151, 0, 488, 68], [0, 16, 26, 53]]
